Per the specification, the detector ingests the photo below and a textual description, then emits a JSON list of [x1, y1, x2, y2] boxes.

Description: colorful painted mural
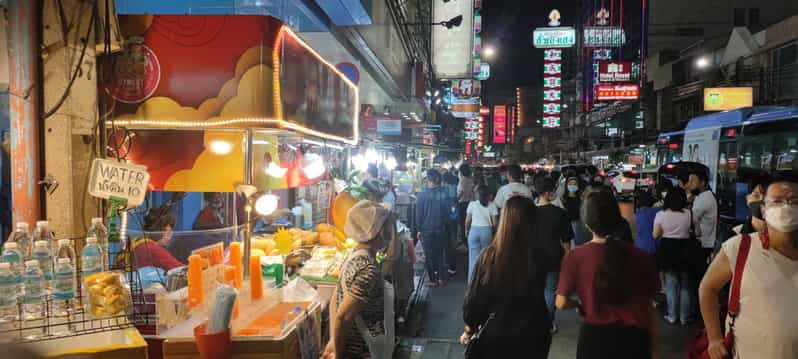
[[103, 15, 357, 192]]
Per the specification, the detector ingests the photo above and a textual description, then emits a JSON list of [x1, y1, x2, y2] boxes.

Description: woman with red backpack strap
[[697, 179, 798, 359]]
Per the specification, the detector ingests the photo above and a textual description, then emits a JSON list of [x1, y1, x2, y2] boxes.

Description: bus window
[[740, 133, 774, 171], [717, 141, 738, 218], [775, 132, 798, 171]]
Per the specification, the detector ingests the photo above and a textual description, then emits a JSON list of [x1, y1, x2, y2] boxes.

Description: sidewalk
[[396, 252, 700, 359]]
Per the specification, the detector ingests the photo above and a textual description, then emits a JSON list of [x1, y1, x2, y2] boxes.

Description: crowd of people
[[322, 160, 797, 359]]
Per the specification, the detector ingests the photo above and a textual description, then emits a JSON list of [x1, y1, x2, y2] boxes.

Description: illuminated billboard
[[598, 61, 633, 83], [432, 0, 474, 78], [493, 105, 507, 144], [596, 84, 639, 101], [703, 87, 753, 111]]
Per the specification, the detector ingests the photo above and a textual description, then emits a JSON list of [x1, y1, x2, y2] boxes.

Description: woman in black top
[[562, 177, 590, 246], [461, 196, 552, 358]]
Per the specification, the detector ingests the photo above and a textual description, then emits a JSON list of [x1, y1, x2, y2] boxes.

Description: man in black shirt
[[534, 176, 574, 334]]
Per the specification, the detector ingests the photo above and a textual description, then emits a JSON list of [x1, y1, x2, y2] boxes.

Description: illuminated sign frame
[[596, 84, 640, 101], [703, 87, 753, 111], [432, 0, 475, 78], [584, 27, 626, 47], [598, 61, 633, 83], [493, 105, 507, 144], [533, 27, 576, 48]]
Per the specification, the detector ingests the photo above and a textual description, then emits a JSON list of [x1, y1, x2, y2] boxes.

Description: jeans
[[467, 226, 493, 282], [664, 270, 692, 322], [544, 271, 559, 323], [421, 230, 447, 283]]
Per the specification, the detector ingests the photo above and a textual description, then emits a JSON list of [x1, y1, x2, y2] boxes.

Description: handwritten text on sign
[[88, 159, 150, 206]]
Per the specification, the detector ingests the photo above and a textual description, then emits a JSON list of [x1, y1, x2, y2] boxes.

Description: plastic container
[[81, 237, 103, 278], [0, 262, 20, 325], [22, 260, 45, 321], [194, 322, 232, 359], [7, 222, 31, 259], [33, 221, 55, 253], [88, 218, 109, 271], [53, 258, 76, 313], [2, 241, 24, 280], [31, 240, 53, 289], [300, 199, 313, 230]]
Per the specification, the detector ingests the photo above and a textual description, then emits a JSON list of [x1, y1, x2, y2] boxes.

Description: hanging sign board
[[598, 61, 633, 82], [703, 87, 753, 111], [596, 84, 640, 101], [533, 27, 576, 48], [584, 27, 626, 47], [88, 159, 150, 206]]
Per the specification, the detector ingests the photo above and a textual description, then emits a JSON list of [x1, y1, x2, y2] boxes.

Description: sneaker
[[549, 324, 558, 334], [447, 269, 457, 276], [664, 315, 677, 324]]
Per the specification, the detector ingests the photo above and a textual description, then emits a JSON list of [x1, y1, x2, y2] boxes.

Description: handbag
[[464, 312, 495, 359], [687, 233, 753, 359]]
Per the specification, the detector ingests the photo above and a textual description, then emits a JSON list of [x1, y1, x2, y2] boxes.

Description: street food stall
[[97, 14, 361, 358]]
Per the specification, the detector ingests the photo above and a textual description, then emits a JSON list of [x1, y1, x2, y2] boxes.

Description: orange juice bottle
[[187, 254, 204, 308], [250, 255, 263, 300], [229, 242, 243, 288]]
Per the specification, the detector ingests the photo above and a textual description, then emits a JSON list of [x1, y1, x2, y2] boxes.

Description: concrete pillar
[[6, 0, 42, 225], [41, 0, 100, 237]]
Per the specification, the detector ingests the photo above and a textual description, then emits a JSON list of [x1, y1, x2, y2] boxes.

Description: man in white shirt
[[687, 171, 718, 255], [495, 164, 532, 210]]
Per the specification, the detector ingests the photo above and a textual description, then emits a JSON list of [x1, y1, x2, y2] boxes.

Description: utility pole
[[6, 0, 42, 225]]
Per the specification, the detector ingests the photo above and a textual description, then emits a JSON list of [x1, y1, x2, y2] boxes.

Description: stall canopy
[[104, 15, 358, 193]]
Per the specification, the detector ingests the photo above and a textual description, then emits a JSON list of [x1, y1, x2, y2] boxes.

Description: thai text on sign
[[88, 159, 151, 206]]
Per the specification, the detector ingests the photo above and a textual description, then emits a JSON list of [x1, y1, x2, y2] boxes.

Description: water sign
[[88, 159, 150, 206]]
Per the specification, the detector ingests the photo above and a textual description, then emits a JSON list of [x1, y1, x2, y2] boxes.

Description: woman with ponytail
[[555, 188, 660, 359]]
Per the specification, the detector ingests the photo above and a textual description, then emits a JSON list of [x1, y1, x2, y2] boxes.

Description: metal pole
[[6, 0, 42, 224], [243, 130, 254, 278]]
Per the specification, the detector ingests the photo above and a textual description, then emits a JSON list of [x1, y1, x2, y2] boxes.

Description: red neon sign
[[596, 84, 639, 101]]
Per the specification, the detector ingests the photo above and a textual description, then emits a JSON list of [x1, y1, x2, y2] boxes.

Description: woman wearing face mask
[[739, 174, 772, 234], [699, 178, 798, 359], [562, 177, 589, 246], [323, 200, 397, 359]]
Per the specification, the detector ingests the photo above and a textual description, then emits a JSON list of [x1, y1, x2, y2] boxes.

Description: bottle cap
[[34, 240, 47, 247], [0, 263, 10, 269], [16, 222, 30, 230], [4, 242, 18, 250], [25, 260, 39, 267], [36, 221, 49, 227], [91, 218, 103, 225], [57, 239, 71, 247], [57, 258, 71, 265], [85, 237, 97, 244]]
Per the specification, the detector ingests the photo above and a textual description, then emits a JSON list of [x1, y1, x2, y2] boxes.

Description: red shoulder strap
[[728, 233, 753, 316]]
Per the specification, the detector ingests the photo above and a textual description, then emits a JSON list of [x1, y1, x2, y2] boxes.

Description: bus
[[678, 106, 798, 223], [655, 130, 684, 166]]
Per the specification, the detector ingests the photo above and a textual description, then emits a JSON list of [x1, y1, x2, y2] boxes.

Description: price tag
[[88, 159, 150, 206]]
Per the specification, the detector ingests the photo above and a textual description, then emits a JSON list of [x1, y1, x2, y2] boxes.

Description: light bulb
[[385, 157, 398, 171], [265, 162, 288, 178], [365, 149, 379, 164], [351, 154, 369, 172], [254, 193, 279, 215], [303, 153, 326, 179], [208, 140, 233, 155]]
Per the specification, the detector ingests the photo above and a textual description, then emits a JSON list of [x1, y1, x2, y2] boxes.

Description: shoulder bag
[[687, 233, 753, 359], [464, 312, 495, 359]]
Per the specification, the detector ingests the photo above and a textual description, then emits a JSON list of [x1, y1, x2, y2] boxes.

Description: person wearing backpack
[[698, 179, 798, 359]]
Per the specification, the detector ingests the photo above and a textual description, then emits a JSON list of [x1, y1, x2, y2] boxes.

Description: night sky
[[480, 0, 579, 103]]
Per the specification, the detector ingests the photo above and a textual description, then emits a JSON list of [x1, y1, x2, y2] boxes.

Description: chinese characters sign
[[598, 61, 632, 82], [493, 105, 507, 144], [542, 49, 562, 128], [584, 27, 626, 47], [596, 84, 640, 101]]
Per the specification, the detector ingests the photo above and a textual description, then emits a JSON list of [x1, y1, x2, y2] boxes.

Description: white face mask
[[567, 185, 579, 193], [764, 203, 798, 233]]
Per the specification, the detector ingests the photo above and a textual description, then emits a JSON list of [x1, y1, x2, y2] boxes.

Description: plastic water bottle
[[81, 237, 103, 278], [22, 260, 45, 319], [55, 239, 77, 266], [33, 221, 55, 254], [2, 242, 24, 280], [87, 218, 109, 271], [6, 222, 31, 259], [31, 241, 53, 292], [53, 258, 76, 317], [0, 262, 20, 326]]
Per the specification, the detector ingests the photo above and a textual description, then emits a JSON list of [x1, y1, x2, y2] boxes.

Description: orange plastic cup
[[250, 255, 263, 300], [194, 322, 232, 359]]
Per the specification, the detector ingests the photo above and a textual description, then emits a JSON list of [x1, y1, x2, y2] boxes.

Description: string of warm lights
[[108, 24, 361, 146]]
